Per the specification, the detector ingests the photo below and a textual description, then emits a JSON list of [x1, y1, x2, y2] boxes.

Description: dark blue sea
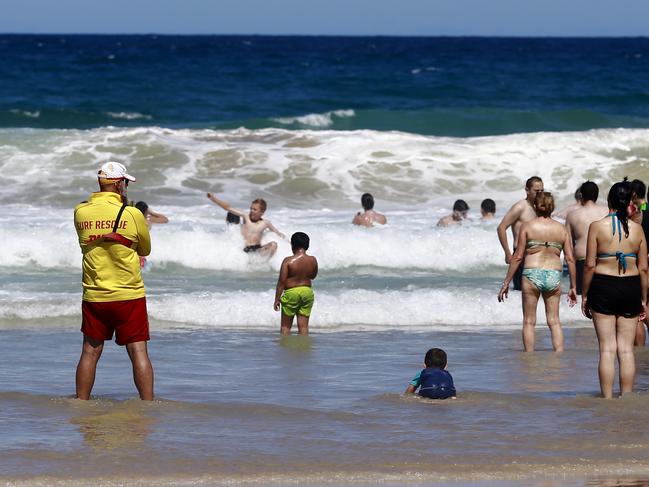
[[2, 35, 649, 134]]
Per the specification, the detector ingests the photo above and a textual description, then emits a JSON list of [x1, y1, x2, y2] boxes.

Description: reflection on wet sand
[[69, 400, 155, 451]]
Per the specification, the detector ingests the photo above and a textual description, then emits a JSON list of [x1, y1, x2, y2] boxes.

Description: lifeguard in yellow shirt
[[73, 161, 154, 400]]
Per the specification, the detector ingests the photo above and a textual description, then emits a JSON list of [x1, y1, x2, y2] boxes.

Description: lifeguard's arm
[[497, 203, 522, 263], [581, 222, 598, 318], [274, 259, 289, 311], [134, 210, 152, 257], [563, 228, 578, 305], [206, 193, 247, 219], [147, 209, 169, 224], [266, 221, 286, 240]]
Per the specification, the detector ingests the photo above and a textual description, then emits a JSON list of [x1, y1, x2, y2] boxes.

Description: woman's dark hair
[[135, 201, 148, 215], [361, 193, 374, 210], [607, 178, 632, 238]]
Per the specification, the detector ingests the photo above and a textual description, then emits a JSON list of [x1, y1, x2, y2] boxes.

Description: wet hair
[[453, 199, 469, 212], [525, 176, 543, 189], [579, 181, 599, 203], [134, 201, 148, 215], [291, 232, 310, 251], [480, 198, 496, 214], [361, 193, 374, 210], [608, 178, 632, 238], [424, 348, 447, 369], [631, 179, 647, 200], [251, 198, 267, 212], [533, 192, 555, 217]]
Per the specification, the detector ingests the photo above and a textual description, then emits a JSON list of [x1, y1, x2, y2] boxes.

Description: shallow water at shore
[[3, 326, 649, 485]]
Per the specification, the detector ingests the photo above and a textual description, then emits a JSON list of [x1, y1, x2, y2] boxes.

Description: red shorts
[[81, 297, 150, 346]]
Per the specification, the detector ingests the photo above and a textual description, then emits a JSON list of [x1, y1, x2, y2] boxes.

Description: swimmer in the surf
[[274, 232, 318, 335], [134, 201, 169, 268], [480, 199, 496, 220], [437, 199, 470, 227], [207, 193, 285, 257], [352, 193, 387, 227]]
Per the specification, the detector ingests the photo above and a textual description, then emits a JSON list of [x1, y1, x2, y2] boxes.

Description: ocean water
[[2, 35, 649, 486]]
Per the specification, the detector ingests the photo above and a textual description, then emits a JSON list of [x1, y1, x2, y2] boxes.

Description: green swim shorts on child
[[280, 286, 315, 317]]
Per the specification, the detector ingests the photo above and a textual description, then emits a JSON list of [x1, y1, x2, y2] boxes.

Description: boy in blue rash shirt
[[405, 348, 456, 399]]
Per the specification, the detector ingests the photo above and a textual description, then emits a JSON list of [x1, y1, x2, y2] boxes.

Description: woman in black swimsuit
[[582, 179, 648, 398]]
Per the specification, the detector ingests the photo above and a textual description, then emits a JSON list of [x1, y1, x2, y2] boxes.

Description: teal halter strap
[[607, 212, 622, 242]]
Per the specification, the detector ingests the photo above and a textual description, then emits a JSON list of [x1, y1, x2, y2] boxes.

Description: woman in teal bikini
[[499, 192, 578, 351], [581, 179, 647, 398]]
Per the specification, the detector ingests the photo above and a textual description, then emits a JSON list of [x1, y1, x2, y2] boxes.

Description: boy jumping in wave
[[405, 348, 457, 399], [207, 193, 285, 257], [274, 232, 318, 335]]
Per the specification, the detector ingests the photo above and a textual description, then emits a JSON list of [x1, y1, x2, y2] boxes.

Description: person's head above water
[[291, 232, 310, 252], [533, 192, 554, 217], [452, 199, 469, 220], [608, 178, 632, 237], [135, 201, 148, 216], [361, 193, 375, 211], [424, 348, 447, 369], [249, 198, 267, 222], [579, 181, 599, 203], [480, 198, 496, 216], [631, 179, 647, 201], [525, 176, 544, 202]]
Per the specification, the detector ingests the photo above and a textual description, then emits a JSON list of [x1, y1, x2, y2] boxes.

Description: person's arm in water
[[563, 227, 578, 306], [206, 193, 247, 219], [496, 203, 523, 264], [266, 221, 286, 240], [581, 222, 598, 319], [147, 209, 169, 224], [274, 257, 289, 311], [404, 370, 422, 394], [498, 226, 527, 302]]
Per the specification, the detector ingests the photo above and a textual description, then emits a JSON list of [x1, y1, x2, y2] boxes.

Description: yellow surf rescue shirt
[[74, 191, 151, 302]]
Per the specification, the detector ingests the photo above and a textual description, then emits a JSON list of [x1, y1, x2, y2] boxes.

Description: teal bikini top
[[526, 240, 563, 251], [597, 213, 637, 272]]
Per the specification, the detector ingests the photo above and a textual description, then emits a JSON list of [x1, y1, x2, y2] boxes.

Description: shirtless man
[[553, 188, 582, 220], [352, 193, 387, 227], [565, 181, 608, 296], [497, 176, 544, 291], [207, 193, 285, 257], [437, 199, 470, 227], [274, 232, 318, 335]]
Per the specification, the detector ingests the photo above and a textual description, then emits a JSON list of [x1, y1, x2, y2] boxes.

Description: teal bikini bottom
[[522, 268, 562, 293]]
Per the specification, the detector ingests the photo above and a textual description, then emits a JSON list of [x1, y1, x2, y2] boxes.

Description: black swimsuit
[[243, 244, 262, 253]]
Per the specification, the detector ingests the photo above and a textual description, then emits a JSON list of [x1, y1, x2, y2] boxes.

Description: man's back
[[74, 192, 151, 301], [566, 204, 609, 258]]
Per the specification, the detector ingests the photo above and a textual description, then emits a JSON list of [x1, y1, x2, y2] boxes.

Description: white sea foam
[[106, 111, 152, 120], [0, 288, 589, 331], [274, 109, 355, 127], [9, 109, 40, 118], [0, 126, 645, 210]]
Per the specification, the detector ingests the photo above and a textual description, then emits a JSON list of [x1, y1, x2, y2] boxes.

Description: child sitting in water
[[405, 348, 457, 399], [274, 232, 319, 336]]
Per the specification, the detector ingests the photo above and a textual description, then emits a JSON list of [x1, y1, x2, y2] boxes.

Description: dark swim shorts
[[587, 274, 642, 318], [243, 244, 262, 253], [81, 297, 150, 345]]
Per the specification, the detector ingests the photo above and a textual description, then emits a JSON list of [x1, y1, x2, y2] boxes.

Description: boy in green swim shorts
[[274, 232, 318, 335]]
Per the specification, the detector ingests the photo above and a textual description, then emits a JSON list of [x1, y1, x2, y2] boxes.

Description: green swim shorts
[[280, 286, 315, 317]]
